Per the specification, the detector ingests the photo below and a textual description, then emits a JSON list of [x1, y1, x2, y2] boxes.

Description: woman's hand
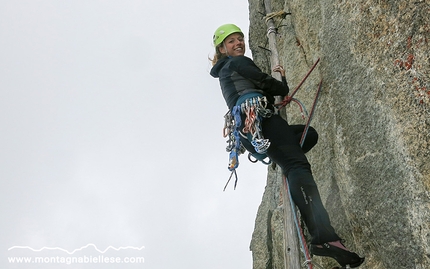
[[272, 65, 286, 77]]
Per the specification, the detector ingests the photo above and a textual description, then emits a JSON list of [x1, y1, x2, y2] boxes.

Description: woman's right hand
[[273, 65, 286, 77]]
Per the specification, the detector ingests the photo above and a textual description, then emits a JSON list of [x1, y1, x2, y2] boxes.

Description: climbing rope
[[275, 58, 321, 109], [299, 80, 323, 146]]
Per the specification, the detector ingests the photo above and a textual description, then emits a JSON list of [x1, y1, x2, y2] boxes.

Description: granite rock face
[[247, 0, 430, 268]]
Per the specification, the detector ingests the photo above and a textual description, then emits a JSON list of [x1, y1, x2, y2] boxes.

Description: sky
[[0, 1, 270, 268]]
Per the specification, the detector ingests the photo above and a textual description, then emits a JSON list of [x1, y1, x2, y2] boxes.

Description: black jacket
[[210, 56, 289, 109]]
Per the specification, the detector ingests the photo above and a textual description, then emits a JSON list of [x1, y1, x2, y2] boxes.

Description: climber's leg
[[290, 125, 319, 153], [286, 167, 340, 244]]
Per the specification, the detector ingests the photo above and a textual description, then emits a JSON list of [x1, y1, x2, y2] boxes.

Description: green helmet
[[213, 24, 243, 46]]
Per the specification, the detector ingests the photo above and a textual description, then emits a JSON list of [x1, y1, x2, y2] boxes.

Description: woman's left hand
[[273, 65, 286, 77]]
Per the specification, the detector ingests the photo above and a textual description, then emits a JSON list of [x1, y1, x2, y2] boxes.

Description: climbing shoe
[[311, 241, 365, 268]]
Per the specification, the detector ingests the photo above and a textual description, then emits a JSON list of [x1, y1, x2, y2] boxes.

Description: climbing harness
[[222, 96, 274, 190]]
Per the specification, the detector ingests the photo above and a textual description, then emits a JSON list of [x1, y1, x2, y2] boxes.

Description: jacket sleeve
[[230, 56, 289, 96]]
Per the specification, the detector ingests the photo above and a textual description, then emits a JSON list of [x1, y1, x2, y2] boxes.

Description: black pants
[[241, 114, 340, 244]]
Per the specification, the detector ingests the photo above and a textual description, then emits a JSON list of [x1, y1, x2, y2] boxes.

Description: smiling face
[[219, 33, 245, 57]]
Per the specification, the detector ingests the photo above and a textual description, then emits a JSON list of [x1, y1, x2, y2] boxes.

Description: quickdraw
[[240, 96, 272, 154], [223, 106, 245, 172], [223, 107, 243, 191]]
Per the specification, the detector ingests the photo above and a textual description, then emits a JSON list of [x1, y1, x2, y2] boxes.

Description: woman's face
[[219, 33, 245, 57]]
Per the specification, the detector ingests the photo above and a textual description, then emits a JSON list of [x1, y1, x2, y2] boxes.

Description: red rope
[[276, 58, 320, 109], [299, 79, 323, 147]]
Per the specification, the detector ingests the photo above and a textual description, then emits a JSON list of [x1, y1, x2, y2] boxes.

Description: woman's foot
[[311, 240, 365, 268]]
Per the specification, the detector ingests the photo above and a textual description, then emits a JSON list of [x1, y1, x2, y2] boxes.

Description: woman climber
[[209, 24, 365, 268]]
